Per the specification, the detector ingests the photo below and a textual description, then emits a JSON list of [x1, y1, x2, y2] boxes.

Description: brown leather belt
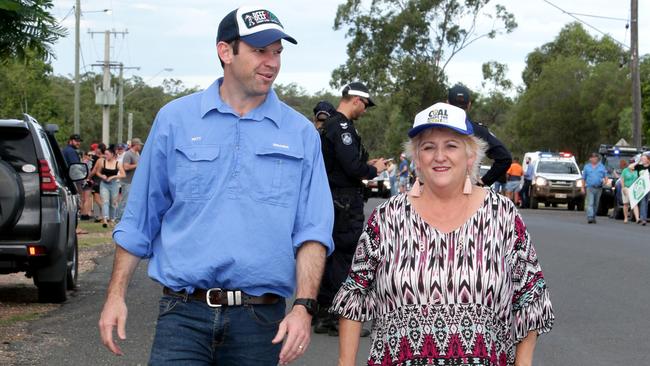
[[163, 287, 281, 307]]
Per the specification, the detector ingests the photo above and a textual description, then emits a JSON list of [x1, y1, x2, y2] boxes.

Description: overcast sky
[[50, 0, 648, 96]]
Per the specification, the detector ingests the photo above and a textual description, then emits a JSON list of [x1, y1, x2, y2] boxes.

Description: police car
[[362, 171, 391, 198], [528, 152, 585, 211]]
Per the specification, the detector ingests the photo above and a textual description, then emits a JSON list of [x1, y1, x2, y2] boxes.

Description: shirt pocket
[[174, 145, 221, 201], [251, 146, 304, 207]]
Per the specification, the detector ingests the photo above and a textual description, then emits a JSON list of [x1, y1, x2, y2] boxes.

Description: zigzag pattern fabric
[[330, 191, 554, 366]]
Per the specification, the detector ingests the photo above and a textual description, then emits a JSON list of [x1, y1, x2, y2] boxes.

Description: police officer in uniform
[[448, 84, 512, 186], [316, 82, 386, 336]]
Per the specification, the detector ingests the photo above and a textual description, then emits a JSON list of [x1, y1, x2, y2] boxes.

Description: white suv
[[529, 152, 585, 211]]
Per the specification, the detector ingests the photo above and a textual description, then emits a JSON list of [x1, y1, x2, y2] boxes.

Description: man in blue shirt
[[581, 152, 608, 223], [98, 6, 334, 365], [62, 134, 82, 165]]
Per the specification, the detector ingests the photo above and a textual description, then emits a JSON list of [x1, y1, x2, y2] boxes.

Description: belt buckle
[[206, 288, 223, 308]]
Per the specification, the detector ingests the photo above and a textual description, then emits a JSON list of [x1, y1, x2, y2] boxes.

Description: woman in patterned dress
[[331, 102, 554, 366]]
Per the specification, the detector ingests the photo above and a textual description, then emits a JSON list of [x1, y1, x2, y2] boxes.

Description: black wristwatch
[[293, 298, 318, 316]]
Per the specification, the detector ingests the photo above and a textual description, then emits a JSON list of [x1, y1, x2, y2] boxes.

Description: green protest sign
[[629, 170, 650, 209]]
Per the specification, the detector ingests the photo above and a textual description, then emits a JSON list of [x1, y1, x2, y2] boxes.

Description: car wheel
[[0, 160, 24, 229], [577, 199, 585, 211], [67, 235, 79, 290], [530, 196, 539, 209]]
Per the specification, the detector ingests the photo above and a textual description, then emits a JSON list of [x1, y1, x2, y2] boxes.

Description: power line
[[541, 0, 629, 49], [567, 12, 628, 22]]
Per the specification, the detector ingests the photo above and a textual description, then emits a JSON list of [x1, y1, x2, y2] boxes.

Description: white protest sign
[[629, 170, 650, 209]]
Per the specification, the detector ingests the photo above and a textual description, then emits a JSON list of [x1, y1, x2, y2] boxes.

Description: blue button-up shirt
[[113, 79, 334, 298], [582, 162, 607, 188]]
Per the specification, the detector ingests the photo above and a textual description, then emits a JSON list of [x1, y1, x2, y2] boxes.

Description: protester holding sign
[[620, 160, 640, 223], [629, 153, 650, 226]]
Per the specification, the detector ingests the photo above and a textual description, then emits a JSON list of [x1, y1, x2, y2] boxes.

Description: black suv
[[597, 144, 647, 216], [0, 114, 88, 302]]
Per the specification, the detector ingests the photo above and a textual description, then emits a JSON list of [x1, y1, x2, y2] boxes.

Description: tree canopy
[[0, 0, 65, 61]]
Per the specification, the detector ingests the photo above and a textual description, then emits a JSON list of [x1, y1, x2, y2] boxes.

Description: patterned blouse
[[330, 191, 554, 366]]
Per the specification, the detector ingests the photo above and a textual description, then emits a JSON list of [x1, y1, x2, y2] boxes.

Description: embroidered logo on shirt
[[272, 143, 289, 149], [191, 136, 202, 142], [340, 122, 349, 129], [341, 132, 353, 145]]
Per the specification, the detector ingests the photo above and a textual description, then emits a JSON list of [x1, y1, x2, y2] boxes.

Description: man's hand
[[272, 305, 312, 365], [98, 295, 128, 356]]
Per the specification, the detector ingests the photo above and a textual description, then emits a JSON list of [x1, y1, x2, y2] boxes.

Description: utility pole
[[118, 64, 140, 143], [89, 29, 128, 145], [127, 112, 133, 142], [631, 0, 643, 147], [73, 0, 80, 135]]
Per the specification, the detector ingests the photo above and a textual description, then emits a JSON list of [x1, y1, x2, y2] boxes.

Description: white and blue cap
[[217, 6, 297, 48], [408, 102, 473, 138]]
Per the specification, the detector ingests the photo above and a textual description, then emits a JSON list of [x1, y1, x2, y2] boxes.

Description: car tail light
[[27, 245, 47, 256], [38, 159, 58, 192]]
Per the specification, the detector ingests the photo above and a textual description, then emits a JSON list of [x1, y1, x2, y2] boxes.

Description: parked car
[[362, 171, 391, 198], [529, 152, 585, 211], [0, 114, 88, 302]]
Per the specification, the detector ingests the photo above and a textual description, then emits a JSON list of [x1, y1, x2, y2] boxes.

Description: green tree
[[511, 23, 631, 161], [331, 0, 516, 158], [0, 0, 66, 61]]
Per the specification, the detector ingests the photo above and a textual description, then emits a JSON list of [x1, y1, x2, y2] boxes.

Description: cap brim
[[241, 29, 297, 48], [367, 98, 376, 107], [408, 122, 473, 138]]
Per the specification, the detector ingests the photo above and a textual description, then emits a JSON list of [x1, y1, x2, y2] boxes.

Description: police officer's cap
[[341, 82, 376, 107], [448, 84, 471, 108]]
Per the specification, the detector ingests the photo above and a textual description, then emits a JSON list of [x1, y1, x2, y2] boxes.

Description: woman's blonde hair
[[403, 127, 488, 184]]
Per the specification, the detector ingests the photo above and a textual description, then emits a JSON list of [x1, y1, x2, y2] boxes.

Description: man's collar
[[200, 78, 282, 127]]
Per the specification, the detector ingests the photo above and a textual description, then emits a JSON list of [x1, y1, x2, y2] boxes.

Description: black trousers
[[521, 179, 532, 208], [317, 190, 365, 307]]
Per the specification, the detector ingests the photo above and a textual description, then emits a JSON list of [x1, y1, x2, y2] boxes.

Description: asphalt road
[[7, 197, 650, 365]]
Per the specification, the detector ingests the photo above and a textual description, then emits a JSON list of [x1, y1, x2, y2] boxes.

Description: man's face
[[590, 156, 599, 165], [350, 96, 370, 120], [224, 40, 282, 98], [71, 139, 81, 148], [133, 144, 143, 153]]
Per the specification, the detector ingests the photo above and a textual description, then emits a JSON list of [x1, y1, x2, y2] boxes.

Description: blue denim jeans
[[149, 295, 285, 365], [639, 193, 648, 221], [116, 182, 131, 220], [99, 180, 119, 220], [585, 187, 602, 219]]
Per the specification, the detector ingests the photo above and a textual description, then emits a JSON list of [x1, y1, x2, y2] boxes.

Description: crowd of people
[[62, 135, 144, 230], [93, 6, 555, 366]]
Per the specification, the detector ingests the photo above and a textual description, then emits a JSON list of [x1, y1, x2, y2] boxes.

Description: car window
[[0, 127, 38, 168], [537, 161, 579, 174]]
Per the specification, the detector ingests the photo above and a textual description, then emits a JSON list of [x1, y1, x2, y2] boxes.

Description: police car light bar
[[559, 152, 573, 158]]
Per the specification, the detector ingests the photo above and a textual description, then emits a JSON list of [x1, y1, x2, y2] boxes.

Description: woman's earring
[[463, 173, 473, 195], [409, 177, 423, 197]]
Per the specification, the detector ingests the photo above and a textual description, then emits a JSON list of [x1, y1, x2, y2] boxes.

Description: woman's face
[[414, 128, 474, 191], [104, 150, 114, 160], [641, 154, 650, 166]]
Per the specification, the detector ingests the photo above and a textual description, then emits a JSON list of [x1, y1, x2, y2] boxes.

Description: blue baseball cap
[[217, 6, 297, 48], [408, 102, 474, 138]]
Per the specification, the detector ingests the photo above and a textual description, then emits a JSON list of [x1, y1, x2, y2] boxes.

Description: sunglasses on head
[[359, 97, 370, 108]]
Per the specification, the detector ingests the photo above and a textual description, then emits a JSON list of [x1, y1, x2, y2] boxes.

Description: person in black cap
[[316, 81, 386, 337], [448, 84, 512, 187], [63, 134, 82, 165], [99, 6, 334, 366], [313, 100, 336, 130]]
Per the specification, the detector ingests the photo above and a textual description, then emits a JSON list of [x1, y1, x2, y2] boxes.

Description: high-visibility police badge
[[341, 133, 353, 145]]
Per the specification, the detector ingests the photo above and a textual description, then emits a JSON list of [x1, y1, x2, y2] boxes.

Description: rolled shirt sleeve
[[112, 111, 172, 258], [292, 127, 335, 255]]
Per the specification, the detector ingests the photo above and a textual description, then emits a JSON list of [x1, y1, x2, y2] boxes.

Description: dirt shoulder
[[0, 222, 115, 364]]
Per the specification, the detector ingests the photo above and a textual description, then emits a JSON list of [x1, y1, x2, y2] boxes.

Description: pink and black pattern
[[330, 191, 554, 366]]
